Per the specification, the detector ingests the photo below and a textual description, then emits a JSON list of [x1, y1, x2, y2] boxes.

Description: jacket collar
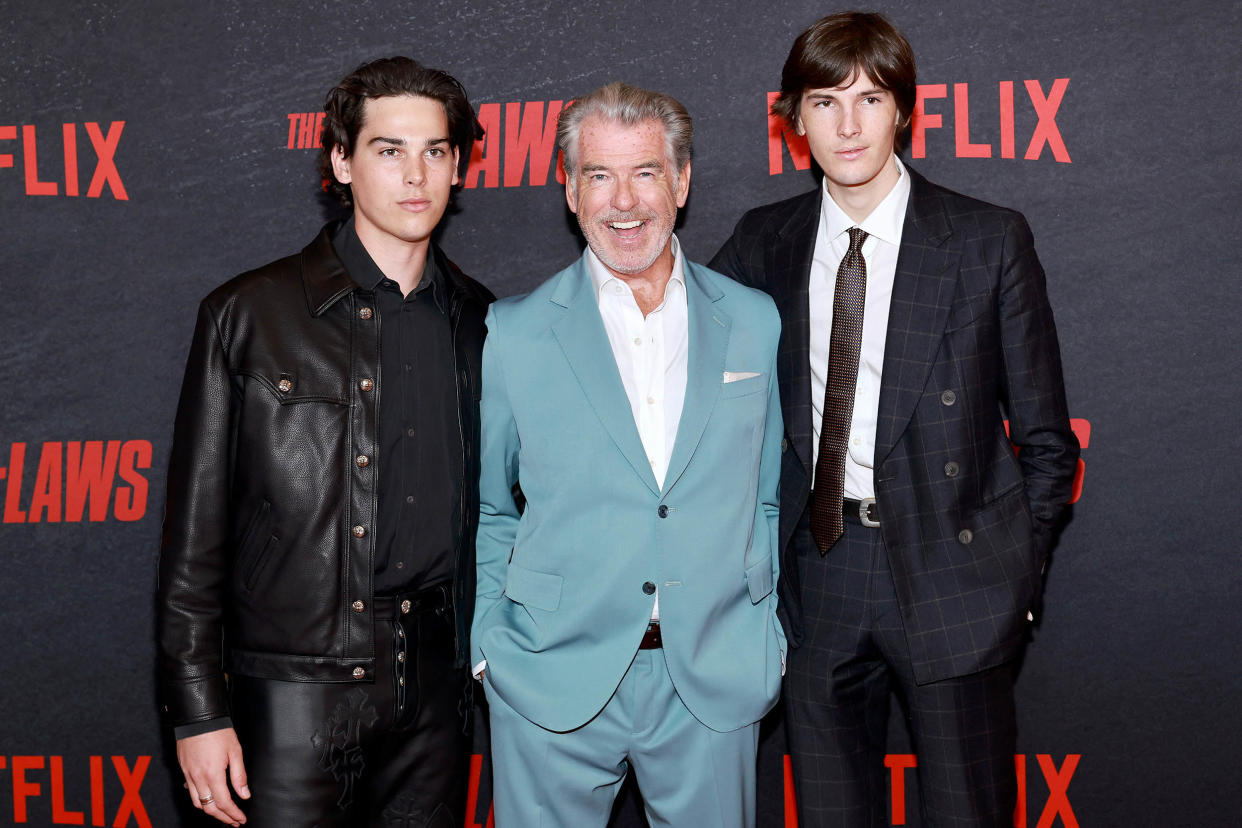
[[300, 221, 481, 317]]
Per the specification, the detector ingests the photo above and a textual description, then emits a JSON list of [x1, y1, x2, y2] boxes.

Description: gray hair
[[557, 82, 694, 181]]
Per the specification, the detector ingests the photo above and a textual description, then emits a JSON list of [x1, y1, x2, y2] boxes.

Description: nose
[[838, 106, 861, 139], [612, 177, 637, 211], [405, 156, 427, 186]]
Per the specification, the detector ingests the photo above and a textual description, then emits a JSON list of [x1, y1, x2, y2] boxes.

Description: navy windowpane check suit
[[710, 165, 1078, 826]]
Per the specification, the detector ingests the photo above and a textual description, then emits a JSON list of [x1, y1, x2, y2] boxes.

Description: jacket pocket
[[235, 500, 277, 590], [720, 374, 766, 399], [504, 563, 563, 612], [943, 289, 995, 333], [242, 534, 280, 591], [745, 554, 774, 604]]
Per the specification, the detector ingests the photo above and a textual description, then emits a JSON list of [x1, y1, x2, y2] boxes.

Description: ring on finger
[[199, 793, 215, 805]]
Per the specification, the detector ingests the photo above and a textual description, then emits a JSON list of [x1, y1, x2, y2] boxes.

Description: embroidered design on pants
[[311, 688, 379, 810]]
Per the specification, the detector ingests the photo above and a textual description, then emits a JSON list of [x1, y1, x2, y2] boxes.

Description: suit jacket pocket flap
[[745, 555, 773, 604], [504, 563, 563, 612]]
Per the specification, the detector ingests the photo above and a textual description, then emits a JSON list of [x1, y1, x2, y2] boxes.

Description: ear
[[565, 174, 579, 214], [674, 162, 691, 208], [451, 146, 461, 187], [794, 115, 806, 137], [330, 145, 351, 185]]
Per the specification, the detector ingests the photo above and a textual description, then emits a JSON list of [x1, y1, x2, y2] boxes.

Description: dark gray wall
[[2, 1, 1239, 825]]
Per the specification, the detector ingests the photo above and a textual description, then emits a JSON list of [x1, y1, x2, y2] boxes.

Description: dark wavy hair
[[318, 57, 483, 207], [771, 12, 917, 150]]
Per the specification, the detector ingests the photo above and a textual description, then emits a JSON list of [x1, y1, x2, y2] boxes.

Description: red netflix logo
[[769, 79, 1071, 175], [0, 755, 151, 827], [0, 122, 128, 199], [1, 440, 152, 524], [782, 754, 1080, 827]]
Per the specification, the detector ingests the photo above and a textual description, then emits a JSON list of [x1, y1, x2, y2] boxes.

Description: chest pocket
[[720, 374, 766, 399], [943, 290, 996, 333], [237, 367, 350, 406]]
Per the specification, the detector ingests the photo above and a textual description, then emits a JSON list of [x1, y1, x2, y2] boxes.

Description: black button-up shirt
[[333, 218, 460, 595]]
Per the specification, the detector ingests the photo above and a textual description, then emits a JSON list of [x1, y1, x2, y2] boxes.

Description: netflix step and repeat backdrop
[[1, 0, 1238, 825]]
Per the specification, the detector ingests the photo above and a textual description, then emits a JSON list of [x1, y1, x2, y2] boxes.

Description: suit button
[[352, 525, 367, 538], [958, 529, 973, 544], [351, 666, 366, 679], [781, 438, 788, 453], [359, 378, 374, 391], [657, 505, 669, 518], [359, 307, 373, 320], [277, 378, 293, 393], [944, 461, 959, 478], [397, 651, 406, 663], [400, 599, 411, 614], [643, 581, 656, 595], [356, 454, 370, 468], [940, 389, 957, 406], [351, 600, 365, 612]]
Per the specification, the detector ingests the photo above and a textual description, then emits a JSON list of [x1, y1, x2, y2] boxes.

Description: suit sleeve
[[756, 305, 787, 658], [156, 298, 233, 728], [709, 214, 759, 288], [997, 214, 1079, 558], [471, 304, 522, 668]]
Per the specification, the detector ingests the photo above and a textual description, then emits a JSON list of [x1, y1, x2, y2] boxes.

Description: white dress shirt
[[809, 156, 910, 499], [587, 234, 689, 622]]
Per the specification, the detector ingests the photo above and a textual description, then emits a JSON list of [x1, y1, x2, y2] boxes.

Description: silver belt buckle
[[858, 497, 880, 528]]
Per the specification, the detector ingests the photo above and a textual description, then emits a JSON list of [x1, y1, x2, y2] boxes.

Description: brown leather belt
[[639, 621, 663, 649]]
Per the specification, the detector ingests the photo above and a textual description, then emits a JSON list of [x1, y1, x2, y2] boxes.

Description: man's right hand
[[177, 728, 250, 826]]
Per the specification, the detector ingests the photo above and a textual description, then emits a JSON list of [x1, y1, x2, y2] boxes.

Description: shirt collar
[[820, 154, 910, 248], [331, 215, 445, 310], [586, 234, 687, 306]]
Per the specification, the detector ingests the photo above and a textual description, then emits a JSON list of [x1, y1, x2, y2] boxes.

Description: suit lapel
[[875, 168, 962, 465], [770, 190, 820, 478], [550, 259, 661, 496], [663, 262, 729, 494]]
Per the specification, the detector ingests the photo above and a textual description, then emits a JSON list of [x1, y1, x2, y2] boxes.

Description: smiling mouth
[[607, 219, 646, 240]]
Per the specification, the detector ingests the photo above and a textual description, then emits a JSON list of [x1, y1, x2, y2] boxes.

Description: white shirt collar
[[821, 155, 910, 247], [587, 234, 686, 306]]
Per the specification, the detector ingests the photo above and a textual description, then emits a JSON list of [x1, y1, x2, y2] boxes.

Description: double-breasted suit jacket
[[710, 166, 1078, 684]]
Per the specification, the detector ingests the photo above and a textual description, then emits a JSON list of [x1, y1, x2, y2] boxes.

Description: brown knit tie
[[810, 226, 868, 553]]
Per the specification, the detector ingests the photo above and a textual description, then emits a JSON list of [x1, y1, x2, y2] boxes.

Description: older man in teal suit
[[471, 82, 785, 827]]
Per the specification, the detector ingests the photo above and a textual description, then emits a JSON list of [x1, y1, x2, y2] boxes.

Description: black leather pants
[[229, 585, 469, 827]]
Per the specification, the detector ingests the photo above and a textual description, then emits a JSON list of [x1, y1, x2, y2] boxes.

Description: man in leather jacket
[[157, 57, 493, 827]]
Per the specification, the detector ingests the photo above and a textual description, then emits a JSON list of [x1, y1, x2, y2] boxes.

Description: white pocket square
[[722, 371, 760, 383]]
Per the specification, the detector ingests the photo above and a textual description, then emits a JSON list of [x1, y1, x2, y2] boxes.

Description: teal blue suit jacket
[[471, 252, 786, 733]]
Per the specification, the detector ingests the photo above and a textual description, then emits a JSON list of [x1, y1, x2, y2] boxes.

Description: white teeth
[[610, 220, 642, 229]]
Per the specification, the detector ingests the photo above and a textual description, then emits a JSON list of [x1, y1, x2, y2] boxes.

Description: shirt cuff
[[174, 716, 233, 741], [472, 659, 487, 680]]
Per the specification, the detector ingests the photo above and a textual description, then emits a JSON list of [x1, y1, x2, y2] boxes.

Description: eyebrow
[[580, 159, 664, 173], [366, 136, 451, 147], [807, 88, 887, 99]]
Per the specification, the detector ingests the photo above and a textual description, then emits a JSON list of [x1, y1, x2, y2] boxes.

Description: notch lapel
[[550, 260, 661, 496], [770, 191, 820, 478], [875, 169, 962, 465], [662, 261, 729, 495]]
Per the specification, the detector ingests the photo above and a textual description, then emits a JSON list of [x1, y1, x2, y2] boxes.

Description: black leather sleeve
[[156, 296, 234, 728]]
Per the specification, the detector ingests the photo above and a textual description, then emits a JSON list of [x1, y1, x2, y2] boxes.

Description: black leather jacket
[[157, 225, 493, 728]]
